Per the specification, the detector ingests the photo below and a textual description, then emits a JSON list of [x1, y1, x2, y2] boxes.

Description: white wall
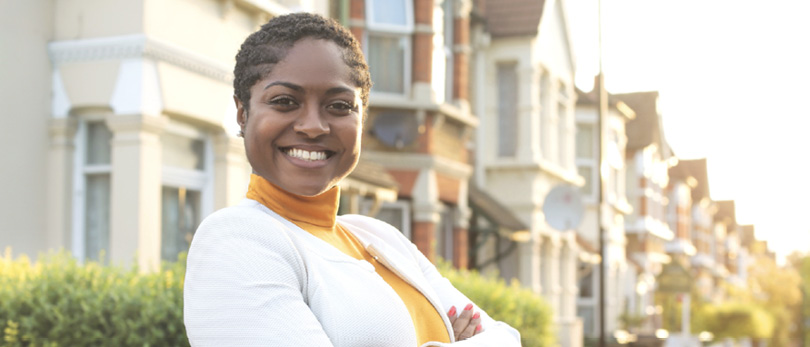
[[0, 0, 54, 256]]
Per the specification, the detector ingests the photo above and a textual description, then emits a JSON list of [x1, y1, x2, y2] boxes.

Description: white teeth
[[286, 148, 327, 161]]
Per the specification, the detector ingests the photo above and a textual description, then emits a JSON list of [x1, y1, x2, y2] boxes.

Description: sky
[[568, 0, 810, 260]]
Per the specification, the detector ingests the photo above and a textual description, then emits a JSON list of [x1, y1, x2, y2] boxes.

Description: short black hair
[[233, 12, 371, 112]]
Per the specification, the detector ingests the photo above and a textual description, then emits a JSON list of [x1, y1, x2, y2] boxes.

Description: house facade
[[471, 0, 583, 345], [0, 0, 400, 270], [341, 0, 477, 268], [616, 91, 675, 334], [574, 88, 635, 338]]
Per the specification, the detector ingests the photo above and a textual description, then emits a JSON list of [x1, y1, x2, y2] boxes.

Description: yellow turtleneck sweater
[[246, 174, 451, 346]]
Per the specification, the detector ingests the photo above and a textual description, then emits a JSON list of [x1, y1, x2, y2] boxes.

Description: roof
[[576, 86, 636, 119], [668, 158, 711, 201], [739, 224, 755, 247], [469, 184, 528, 231], [614, 91, 671, 156], [715, 200, 736, 226], [479, 0, 546, 38], [347, 159, 399, 190]]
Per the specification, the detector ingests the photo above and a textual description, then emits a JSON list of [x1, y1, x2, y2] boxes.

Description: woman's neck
[[246, 174, 340, 230]]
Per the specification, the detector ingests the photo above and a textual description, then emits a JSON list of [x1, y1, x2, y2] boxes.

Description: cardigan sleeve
[[342, 214, 522, 347], [411, 244, 523, 347], [183, 206, 334, 347]]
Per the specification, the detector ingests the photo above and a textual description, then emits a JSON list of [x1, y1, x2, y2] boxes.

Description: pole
[[596, 0, 607, 346]]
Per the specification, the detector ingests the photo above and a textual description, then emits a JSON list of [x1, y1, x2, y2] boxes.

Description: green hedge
[[0, 249, 188, 347], [2, 250, 554, 346], [438, 262, 556, 346], [696, 302, 774, 340]]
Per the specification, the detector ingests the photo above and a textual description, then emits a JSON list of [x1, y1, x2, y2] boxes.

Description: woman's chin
[[283, 181, 334, 197]]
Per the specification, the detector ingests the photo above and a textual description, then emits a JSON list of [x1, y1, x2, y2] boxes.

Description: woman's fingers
[[451, 303, 475, 341], [457, 311, 482, 340], [447, 306, 457, 325]]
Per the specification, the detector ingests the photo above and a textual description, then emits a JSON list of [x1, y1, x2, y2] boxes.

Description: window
[[576, 122, 597, 198], [75, 121, 112, 261], [579, 269, 594, 298], [443, 0, 455, 102], [435, 205, 455, 262], [539, 72, 554, 160], [497, 63, 518, 157], [366, 0, 413, 95], [375, 200, 412, 238], [557, 81, 570, 166], [160, 130, 211, 261]]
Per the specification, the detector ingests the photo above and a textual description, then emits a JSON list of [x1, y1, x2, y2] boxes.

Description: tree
[[746, 255, 802, 346]]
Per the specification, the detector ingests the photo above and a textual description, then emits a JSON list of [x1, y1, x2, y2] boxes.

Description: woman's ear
[[234, 95, 247, 136]]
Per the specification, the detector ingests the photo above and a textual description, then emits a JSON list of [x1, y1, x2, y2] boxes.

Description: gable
[[535, 0, 574, 81]]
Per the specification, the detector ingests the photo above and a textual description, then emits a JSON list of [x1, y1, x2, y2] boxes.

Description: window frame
[[364, 0, 414, 97], [442, 0, 455, 103], [496, 62, 519, 158], [72, 116, 112, 262], [159, 122, 214, 261], [576, 119, 598, 201]]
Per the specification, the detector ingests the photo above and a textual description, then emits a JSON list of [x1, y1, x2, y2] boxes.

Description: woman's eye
[[327, 101, 356, 113], [269, 97, 298, 108]]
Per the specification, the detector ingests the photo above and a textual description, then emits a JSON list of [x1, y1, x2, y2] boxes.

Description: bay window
[[366, 0, 413, 95]]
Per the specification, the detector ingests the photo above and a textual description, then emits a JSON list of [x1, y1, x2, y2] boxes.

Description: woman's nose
[[293, 105, 329, 138]]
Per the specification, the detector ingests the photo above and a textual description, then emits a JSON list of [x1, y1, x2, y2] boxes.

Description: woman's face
[[237, 38, 363, 197]]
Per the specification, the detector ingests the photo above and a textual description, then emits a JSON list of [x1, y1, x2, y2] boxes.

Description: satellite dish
[[542, 184, 584, 231], [372, 111, 418, 149]]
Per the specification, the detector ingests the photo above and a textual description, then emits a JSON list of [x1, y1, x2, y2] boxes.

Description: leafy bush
[[698, 303, 774, 340], [0, 249, 188, 347], [438, 262, 556, 346], [1, 248, 554, 346]]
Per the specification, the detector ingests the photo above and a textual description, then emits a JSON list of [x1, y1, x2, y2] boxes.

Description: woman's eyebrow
[[325, 86, 356, 96], [263, 82, 355, 96], [264, 81, 303, 91]]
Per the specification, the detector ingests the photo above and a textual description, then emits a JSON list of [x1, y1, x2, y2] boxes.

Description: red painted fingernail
[[448, 306, 456, 316], [476, 324, 482, 332], [464, 303, 473, 310], [472, 312, 480, 319]]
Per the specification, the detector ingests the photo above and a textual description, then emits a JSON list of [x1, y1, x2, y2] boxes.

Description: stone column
[[106, 114, 167, 272], [452, 178, 471, 269], [519, 235, 542, 294], [412, 0, 434, 102], [452, 0, 472, 103], [213, 133, 248, 209], [46, 117, 78, 250], [542, 235, 561, 317], [412, 167, 441, 262]]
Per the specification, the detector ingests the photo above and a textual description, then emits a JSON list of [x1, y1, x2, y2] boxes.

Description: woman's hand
[[447, 303, 482, 341]]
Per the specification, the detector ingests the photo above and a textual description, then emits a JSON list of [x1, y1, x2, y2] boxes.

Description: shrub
[[0, 249, 188, 347], [1, 249, 554, 346], [698, 302, 774, 340], [438, 261, 556, 346]]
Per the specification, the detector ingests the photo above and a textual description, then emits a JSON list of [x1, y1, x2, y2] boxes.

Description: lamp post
[[596, 0, 607, 346]]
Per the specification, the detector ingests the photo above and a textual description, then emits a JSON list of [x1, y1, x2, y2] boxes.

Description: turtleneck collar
[[246, 173, 340, 229]]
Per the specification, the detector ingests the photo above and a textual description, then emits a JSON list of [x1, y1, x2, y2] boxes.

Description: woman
[[183, 12, 521, 347]]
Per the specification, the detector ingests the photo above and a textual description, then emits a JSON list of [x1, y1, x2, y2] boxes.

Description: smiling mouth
[[281, 147, 334, 161]]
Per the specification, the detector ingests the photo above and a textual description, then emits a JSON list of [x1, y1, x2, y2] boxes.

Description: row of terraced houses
[[1, 0, 775, 345]]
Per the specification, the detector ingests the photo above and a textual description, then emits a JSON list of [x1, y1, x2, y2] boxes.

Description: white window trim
[[380, 200, 412, 239], [443, 0, 455, 103], [365, 0, 414, 98], [365, 0, 414, 33], [365, 32, 413, 98], [576, 119, 598, 202], [160, 127, 214, 224], [71, 118, 112, 261]]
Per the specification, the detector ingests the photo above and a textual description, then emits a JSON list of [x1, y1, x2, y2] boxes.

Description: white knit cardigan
[[184, 199, 522, 346]]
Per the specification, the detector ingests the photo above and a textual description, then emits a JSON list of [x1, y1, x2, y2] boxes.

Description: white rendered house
[[471, 0, 583, 345]]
